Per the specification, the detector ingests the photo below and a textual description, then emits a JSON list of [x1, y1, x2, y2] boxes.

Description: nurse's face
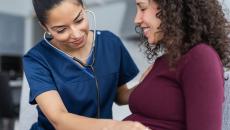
[[134, 0, 162, 44], [44, 0, 89, 51]]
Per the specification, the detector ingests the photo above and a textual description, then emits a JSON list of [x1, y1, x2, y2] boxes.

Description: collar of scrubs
[[43, 34, 96, 79]]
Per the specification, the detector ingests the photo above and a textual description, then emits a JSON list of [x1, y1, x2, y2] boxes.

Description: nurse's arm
[[115, 84, 135, 105], [35, 90, 147, 130], [115, 65, 154, 105]]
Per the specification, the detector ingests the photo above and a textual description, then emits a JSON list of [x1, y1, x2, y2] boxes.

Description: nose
[[134, 11, 142, 25], [70, 26, 81, 38]]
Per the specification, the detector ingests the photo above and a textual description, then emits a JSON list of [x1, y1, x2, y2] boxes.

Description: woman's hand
[[104, 120, 150, 130]]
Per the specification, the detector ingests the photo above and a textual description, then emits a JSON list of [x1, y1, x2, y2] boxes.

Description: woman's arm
[[181, 45, 224, 130], [36, 90, 148, 130]]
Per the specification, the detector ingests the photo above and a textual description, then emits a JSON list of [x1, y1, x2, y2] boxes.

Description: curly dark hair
[[138, 0, 230, 68]]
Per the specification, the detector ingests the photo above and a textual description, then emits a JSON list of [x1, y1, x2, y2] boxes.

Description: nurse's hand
[[104, 121, 150, 130]]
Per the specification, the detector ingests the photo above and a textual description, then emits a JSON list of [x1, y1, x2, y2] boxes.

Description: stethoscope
[[43, 10, 101, 118]]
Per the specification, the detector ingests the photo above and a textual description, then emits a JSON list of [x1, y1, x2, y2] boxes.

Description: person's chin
[[72, 43, 86, 49], [71, 38, 87, 49], [147, 38, 156, 45]]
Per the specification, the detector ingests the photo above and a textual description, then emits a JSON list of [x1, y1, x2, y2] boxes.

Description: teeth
[[143, 28, 150, 33]]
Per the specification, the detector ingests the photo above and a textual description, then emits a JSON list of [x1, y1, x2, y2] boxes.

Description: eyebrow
[[51, 9, 83, 30]]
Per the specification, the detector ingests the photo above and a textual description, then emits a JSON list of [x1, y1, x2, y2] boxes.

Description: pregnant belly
[[124, 114, 185, 130]]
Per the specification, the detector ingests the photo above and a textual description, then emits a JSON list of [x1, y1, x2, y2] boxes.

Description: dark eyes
[[56, 28, 66, 34], [74, 18, 84, 24], [140, 8, 146, 11], [56, 18, 84, 34], [139, 6, 147, 11], [138, 4, 147, 11]]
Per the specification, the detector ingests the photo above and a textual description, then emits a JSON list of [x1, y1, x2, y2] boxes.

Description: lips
[[143, 27, 150, 37], [69, 36, 84, 45]]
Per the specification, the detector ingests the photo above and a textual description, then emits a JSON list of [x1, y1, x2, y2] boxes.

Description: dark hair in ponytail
[[32, 0, 83, 25]]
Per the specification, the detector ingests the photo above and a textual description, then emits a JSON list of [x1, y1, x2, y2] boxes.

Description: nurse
[[23, 0, 148, 130]]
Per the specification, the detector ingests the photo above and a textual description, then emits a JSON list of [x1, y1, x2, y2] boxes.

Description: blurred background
[[0, 0, 229, 130]]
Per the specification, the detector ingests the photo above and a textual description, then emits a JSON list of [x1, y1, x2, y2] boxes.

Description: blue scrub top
[[23, 30, 139, 130]]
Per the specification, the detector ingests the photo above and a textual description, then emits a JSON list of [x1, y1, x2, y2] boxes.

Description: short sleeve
[[181, 45, 224, 130], [23, 54, 56, 104], [116, 37, 139, 86]]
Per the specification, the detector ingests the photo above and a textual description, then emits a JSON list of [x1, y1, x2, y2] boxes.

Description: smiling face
[[135, 0, 162, 44], [44, 0, 90, 52]]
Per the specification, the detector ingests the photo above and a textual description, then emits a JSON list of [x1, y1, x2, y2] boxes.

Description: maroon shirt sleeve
[[181, 44, 224, 130]]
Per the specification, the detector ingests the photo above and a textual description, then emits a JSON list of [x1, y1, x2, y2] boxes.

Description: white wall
[[223, 0, 230, 20], [0, 0, 34, 55], [0, 0, 32, 16]]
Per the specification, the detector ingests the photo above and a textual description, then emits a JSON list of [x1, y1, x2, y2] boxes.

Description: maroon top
[[124, 44, 224, 130]]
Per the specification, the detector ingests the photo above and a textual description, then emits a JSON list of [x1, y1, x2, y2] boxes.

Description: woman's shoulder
[[180, 43, 222, 69], [184, 43, 220, 60]]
